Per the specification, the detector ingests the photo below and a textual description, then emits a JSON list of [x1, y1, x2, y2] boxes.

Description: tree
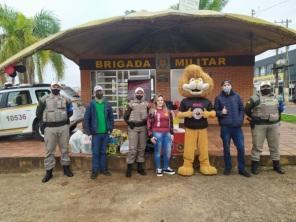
[[170, 0, 228, 11], [125, 10, 136, 15], [0, 4, 64, 84]]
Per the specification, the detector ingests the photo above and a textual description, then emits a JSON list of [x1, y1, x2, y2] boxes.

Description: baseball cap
[[221, 80, 232, 86], [135, 87, 144, 93], [94, 85, 103, 92], [260, 81, 271, 88], [50, 81, 61, 88]]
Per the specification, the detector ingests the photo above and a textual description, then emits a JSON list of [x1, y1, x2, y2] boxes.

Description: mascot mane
[[178, 64, 214, 98]]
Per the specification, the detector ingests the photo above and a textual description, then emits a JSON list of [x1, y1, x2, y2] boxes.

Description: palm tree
[[0, 4, 64, 84], [170, 0, 228, 11], [31, 10, 65, 83], [199, 0, 228, 11]]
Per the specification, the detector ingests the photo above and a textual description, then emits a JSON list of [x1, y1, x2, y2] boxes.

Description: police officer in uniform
[[36, 82, 74, 183], [124, 87, 149, 177], [245, 81, 285, 175]]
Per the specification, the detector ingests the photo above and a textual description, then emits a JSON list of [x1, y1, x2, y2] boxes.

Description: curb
[[0, 154, 295, 173]]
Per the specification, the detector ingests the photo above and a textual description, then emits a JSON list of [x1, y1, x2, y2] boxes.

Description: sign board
[[79, 55, 254, 70], [170, 55, 254, 68], [79, 58, 155, 70], [253, 73, 284, 83], [179, 0, 200, 12]]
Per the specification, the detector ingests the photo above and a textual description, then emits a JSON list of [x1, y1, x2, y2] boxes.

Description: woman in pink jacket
[[147, 95, 175, 176]]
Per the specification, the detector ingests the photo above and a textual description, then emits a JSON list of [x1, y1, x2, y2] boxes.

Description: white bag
[[69, 130, 83, 153], [80, 134, 92, 154], [120, 140, 129, 154]]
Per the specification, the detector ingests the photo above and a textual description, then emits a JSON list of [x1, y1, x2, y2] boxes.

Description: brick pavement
[[0, 122, 295, 171]]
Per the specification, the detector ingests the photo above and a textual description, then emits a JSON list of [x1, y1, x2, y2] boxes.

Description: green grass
[[281, 114, 296, 123]]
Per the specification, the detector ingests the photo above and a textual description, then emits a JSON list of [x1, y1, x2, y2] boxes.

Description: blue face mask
[[223, 86, 232, 94]]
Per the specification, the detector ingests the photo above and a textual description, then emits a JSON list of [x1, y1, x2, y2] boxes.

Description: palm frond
[[49, 52, 65, 80], [0, 5, 63, 83], [32, 10, 60, 38]]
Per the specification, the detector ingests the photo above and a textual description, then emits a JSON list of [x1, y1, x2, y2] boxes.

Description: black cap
[[221, 80, 232, 86]]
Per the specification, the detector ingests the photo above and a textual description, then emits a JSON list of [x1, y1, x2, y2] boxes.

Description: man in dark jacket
[[214, 80, 251, 177], [84, 85, 114, 179]]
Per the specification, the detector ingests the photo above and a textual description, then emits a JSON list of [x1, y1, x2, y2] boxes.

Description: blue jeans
[[92, 133, 109, 172], [153, 132, 172, 169], [220, 126, 245, 171]]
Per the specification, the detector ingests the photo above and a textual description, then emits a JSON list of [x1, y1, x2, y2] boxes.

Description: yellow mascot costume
[[177, 64, 217, 176]]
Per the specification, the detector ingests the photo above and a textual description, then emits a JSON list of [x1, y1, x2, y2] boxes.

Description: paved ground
[[0, 111, 295, 222], [0, 121, 295, 158], [0, 166, 295, 222]]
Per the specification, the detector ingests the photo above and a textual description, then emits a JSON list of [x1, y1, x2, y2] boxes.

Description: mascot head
[[178, 64, 214, 98]]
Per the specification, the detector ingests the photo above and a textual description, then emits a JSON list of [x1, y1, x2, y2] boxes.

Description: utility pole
[[274, 48, 279, 96], [274, 19, 292, 104], [251, 9, 256, 17]]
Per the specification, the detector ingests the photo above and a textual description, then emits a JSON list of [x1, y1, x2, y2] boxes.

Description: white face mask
[[222, 85, 232, 94]]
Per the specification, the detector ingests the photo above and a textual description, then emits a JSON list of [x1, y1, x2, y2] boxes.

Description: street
[[284, 104, 296, 115]]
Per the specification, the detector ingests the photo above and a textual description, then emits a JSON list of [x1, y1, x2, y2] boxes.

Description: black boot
[[251, 161, 260, 175], [42, 169, 53, 183], [273, 160, 285, 174], [239, 169, 251, 177], [137, 162, 147, 176], [126, 164, 132, 177], [63, 165, 74, 177]]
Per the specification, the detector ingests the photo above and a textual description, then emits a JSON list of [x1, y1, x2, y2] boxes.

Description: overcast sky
[[1, 0, 295, 87]]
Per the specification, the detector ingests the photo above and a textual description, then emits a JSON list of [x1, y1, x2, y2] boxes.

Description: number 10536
[[6, 114, 27, 121]]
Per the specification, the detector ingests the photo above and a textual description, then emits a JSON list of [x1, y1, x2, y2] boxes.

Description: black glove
[[128, 122, 135, 129]]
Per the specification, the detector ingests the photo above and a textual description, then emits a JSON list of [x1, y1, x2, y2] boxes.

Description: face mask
[[261, 89, 271, 95], [136, 95, 143, 100], [51, 89, 60, 95], [223, 86, 232, 94], [95, 92, 103, 99]]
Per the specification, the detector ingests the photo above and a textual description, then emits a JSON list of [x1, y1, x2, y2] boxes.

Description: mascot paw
[[202, 110, 216, 119], [178, 166, 194, 176], [200, 165, 217, 175]]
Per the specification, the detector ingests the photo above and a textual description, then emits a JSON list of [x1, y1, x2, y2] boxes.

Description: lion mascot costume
[[177, 64, 217, 176]]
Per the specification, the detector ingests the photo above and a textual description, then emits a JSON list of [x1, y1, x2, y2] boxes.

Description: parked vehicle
[[0, 83, 85, 139]]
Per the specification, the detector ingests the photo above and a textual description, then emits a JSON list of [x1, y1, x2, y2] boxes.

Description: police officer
[[245, 81, 285, 175], [124, 87, 149, 177], [36, 81, 74, 183]]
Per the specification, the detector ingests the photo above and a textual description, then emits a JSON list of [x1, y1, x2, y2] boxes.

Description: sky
[[1, 0, 295, 87]]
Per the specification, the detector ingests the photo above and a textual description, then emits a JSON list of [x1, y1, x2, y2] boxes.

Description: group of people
[[124, 87, 176, 177], [36, 79, 285, 183], [215, 80, 285, 177]]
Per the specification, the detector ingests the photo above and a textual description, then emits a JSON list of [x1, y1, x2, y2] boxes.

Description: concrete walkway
[[0, 122, 295, 172]]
